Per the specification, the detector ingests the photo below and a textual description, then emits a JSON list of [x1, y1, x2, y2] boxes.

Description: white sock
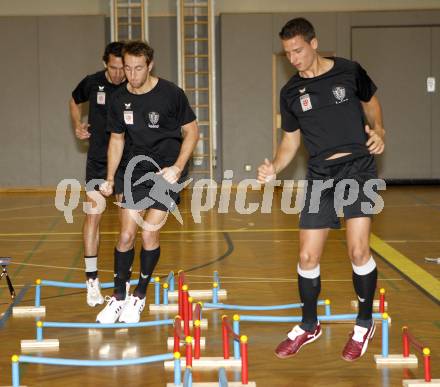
[[85, 256, 98, 274]]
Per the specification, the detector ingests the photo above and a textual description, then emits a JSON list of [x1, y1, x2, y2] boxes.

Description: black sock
[[114, 248, 135, 300], [134, 247, 160, 299], [298, 266, 321, 332], [352, 258, 377, 328], [85, 271, 98, 280]]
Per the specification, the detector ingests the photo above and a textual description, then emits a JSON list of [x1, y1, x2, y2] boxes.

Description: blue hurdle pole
[[233, 315, 241, 359], [168, 271, 175, 292], [154, 277, 161, 305], [184, 366, 192, 386], [239, 313, 383, 323], [163, 283, 169, 305], [203, 300, 327, 311], [35, 279, 41, 307], [11, 355, 19, 387], [174, 352, 181, 385], [325, 299, 331, 316], [214, 271, 220, 290], [42, 319, 174, 329], [36, 321, 43, 341], [15, 353, 174, 367], [381, 313, 389, 357], [212, 282, 219, 303], [218, 367, 228, 387]]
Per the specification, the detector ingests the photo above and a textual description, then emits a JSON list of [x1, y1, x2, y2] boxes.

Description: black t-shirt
[[72, 70, 126, 163], [108, 78, 196, 171], [280, 57, 377, 160]]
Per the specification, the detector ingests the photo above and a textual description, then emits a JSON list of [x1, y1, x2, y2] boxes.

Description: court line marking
[[0, 285, 29, 329], [370, 233, 440, 303], [0, 228, 348, 237]]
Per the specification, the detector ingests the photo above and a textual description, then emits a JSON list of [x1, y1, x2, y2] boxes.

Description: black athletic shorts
[[120, 168, 187, 212], [299, 154, 380, 229], [85, 158, 125, 195]]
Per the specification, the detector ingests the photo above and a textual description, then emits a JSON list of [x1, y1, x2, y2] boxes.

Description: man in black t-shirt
[[258, 18, 385, 362], [70, 42, 126, 307], [96, 41, 199, 324]]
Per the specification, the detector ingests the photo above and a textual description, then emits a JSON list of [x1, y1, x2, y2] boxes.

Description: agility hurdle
[[164, 315, 253, 375], [236, 312, 387, 324], [150, 271, 226, 312], [168, 304, 206, 351], [10, 353, 175, 387], [374, 320, 439, 386], [21, 318, 174, 351], [203, 299, 331, 314], [12, 276, 158, 316]]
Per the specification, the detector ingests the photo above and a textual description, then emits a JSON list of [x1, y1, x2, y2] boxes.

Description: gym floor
[[0, 186, 439, 386]]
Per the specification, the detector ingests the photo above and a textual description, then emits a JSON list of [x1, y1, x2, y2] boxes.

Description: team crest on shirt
[[148, 111, 160, 128], [299, 93, 312, 112], [97, 86, 106, 105], [124, 104, 134, 125], [332, 85, 348, 104]]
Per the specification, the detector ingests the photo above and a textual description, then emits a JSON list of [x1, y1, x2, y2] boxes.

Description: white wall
[[1, 0, 439, 17]]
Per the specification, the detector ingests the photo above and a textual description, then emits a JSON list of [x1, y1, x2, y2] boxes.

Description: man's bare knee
[[298, 251, 320, 270]]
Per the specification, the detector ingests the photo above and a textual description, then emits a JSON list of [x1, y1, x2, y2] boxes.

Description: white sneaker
[[96, 296, 128, 323], [119, 295, 145, 323], [86, 278, 104, 307]]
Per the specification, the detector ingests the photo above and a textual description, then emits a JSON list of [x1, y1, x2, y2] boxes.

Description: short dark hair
[[102, 41, 125, 63], [279, 18, 316, 42], [122, 40, 154, 65]]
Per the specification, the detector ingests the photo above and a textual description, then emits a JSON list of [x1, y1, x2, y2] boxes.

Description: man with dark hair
[[258, 18, 385, 361], [97, 40, 199, 323], [70, 41, 127, 307]]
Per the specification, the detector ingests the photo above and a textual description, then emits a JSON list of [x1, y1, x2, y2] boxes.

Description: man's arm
[[361, 95, 385, 154], [158, 120, 199, 184], [69, 98, 90, 140], [100, 132, 124, 196], [257, 130, 301, 183]]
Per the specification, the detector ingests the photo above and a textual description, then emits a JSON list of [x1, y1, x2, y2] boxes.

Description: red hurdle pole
[[423, 348, 432, 382], [222, 316, 230, 359], [174, 315, 182, 353], [194, 320, 201, 359], [402, 326, 410, 357], [379, 288, 386, 313], [178, 270, 184, 316], [240, 335, 249, 385], [188, 296, 193, 323], [185, 336, 193, 367], [182, 285, 190, 336]]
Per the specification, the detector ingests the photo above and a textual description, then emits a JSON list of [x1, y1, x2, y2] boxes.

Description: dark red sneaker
[[342, 321, 376, 362], [274, 323, 322, 359]]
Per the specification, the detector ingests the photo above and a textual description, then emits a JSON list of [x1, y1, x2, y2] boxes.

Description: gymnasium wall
[[0, 3, 439, 187]]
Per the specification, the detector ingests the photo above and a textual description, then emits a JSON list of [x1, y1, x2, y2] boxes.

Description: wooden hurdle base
[[167, 337, 206, 350], [164, 357, 241, 370], [167, 289, 227, 301], [20, 339, 59, 351], [402, 379, 440, 386], [374, 354, 418, 366], [12, 306, 46, 316], [167, 382, 256, 387], [351, 299, 388, 311]]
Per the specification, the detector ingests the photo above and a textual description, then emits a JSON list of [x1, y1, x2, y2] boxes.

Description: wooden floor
[[0, 186, 439, 386]]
